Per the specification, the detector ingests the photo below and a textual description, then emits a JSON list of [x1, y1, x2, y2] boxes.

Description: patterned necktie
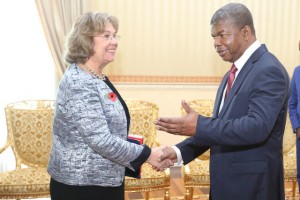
[[225, 64, 238, 99]]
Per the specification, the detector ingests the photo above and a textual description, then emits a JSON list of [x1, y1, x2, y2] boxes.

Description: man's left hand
[[154, 100, 198, 136]]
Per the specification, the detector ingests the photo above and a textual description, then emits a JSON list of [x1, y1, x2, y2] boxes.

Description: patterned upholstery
[[181, 99, 214, 200], [283, 114, 297, 198], [124, 100, 170, 200], [0, 100, 54, 199]]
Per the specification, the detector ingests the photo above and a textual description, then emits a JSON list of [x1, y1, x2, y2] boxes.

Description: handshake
[[145, 146, 178, 172], [144, 100, 199, 171]]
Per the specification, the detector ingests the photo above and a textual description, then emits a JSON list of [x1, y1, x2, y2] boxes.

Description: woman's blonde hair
[[64, 12, 118, 65]]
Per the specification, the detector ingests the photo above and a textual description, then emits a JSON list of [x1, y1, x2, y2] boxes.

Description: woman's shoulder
[[294, 65, 300, 71], [65, 64, 89, 79], [61, 64, 96, 86]]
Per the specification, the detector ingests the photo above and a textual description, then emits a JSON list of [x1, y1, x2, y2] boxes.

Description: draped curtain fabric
[[35, 0, 84, 78]]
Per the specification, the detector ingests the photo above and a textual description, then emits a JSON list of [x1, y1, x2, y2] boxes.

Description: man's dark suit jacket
[[176, 45, 290, 200]]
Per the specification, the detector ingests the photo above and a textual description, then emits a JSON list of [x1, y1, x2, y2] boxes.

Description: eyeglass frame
[[94, 34, 121, 41]]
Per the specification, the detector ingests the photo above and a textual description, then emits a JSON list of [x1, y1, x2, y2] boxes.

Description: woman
[[289, 39, 300, 194], [47, 12, 166, 200]]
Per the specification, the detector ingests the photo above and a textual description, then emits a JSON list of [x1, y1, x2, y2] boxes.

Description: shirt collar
[[234, 40, 261, 72]]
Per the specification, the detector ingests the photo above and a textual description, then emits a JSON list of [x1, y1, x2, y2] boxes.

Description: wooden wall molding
[[109, 75, 222, 84]]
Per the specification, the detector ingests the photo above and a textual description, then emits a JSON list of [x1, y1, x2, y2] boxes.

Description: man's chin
[[221, 57, 230, 62], [220, 54, 233, 62]]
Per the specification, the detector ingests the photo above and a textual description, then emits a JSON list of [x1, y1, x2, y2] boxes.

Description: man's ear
[[242, 25, 251, 40]]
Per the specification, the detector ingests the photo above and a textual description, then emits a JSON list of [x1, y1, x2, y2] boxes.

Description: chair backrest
[[5, 100, 55, 169], [181, 99, 214, 160], [283, 113, 295, 155], [181, 99, 214, 117], [125, 100, 159, 148]]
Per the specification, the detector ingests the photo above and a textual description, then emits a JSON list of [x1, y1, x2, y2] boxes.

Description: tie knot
[[230, 64, 237, 73]]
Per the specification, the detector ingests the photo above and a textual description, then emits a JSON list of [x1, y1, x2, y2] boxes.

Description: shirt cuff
[[172, 146, 184, 166]]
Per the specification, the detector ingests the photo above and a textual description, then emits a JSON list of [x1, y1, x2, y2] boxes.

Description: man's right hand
[[158, 146, 178, 162], [152, 146, 178, 171]]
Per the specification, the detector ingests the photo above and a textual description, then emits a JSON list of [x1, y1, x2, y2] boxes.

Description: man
[[288, 39, 300, 193], [155, 3, 290, 200]]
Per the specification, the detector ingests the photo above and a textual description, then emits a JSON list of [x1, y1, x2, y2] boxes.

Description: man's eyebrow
[[211, 30, 225, 37]]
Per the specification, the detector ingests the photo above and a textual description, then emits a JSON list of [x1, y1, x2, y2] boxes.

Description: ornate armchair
[[124, 100, 170, 200], [283, 113, 297, 198], [0, 100, 55, 200], [181, 99, 214, 200]]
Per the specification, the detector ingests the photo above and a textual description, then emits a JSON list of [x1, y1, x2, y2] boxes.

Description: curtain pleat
[[35, 0, 84, 78]]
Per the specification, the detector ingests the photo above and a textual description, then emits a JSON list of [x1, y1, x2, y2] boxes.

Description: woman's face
[[91, 23, 118, 66]]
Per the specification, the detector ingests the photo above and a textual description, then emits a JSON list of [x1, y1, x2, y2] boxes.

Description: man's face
[[211, 20, 247, 63]]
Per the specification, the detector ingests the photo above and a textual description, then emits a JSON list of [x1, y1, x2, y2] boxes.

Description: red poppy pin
[[106, 92, 117, 102]]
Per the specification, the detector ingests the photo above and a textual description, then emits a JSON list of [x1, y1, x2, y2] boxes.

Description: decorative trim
[[109, 75, 222, 84], [115, 84, 219, 91]]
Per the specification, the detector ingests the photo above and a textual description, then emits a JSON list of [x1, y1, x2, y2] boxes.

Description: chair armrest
[[0, 138, 12, 154]]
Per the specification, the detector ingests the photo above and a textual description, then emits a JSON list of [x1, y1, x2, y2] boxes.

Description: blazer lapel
[[218, 45, 268, 118]]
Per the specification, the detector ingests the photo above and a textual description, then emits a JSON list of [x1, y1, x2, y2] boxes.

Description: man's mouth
[[217, 49, 227, 57]]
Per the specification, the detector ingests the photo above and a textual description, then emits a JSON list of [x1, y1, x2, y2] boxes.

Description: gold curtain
[[35, 0, 84, 78]]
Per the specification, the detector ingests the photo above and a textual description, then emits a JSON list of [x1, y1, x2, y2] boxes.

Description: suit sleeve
[[176, 137, 210, 164]]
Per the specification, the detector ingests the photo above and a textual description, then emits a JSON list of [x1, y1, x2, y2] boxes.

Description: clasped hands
[[146, 100, 199, 171], [146, 146, 176, 171]]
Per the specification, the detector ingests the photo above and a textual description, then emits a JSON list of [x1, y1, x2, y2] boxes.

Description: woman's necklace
[[84, 65, 106, 80]]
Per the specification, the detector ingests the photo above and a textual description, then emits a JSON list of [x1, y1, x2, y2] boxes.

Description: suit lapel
[[218, 45, 268, 118], [213, 75, 227, 118]]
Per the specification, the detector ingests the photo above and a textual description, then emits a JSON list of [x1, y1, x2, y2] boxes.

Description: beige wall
[[115, 83, 218, 146], [83, 0, 300, 78]]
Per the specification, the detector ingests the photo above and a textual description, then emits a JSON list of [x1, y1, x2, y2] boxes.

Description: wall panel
[[83, 0, 300, 82]]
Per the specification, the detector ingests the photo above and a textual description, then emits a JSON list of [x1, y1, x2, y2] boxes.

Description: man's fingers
[[154, 120, 180, 134], [154, 119, 173, 128], [155, 125, 179, 134], [154, 118, 184, 133], [158, 146, 173, 161], [156, 116, 183, 124], [158, 151, 169, 161], [167, 159, 174, 167]]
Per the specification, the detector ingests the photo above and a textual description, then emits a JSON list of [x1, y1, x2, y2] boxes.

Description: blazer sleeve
[[289, 66, 300, 131]]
